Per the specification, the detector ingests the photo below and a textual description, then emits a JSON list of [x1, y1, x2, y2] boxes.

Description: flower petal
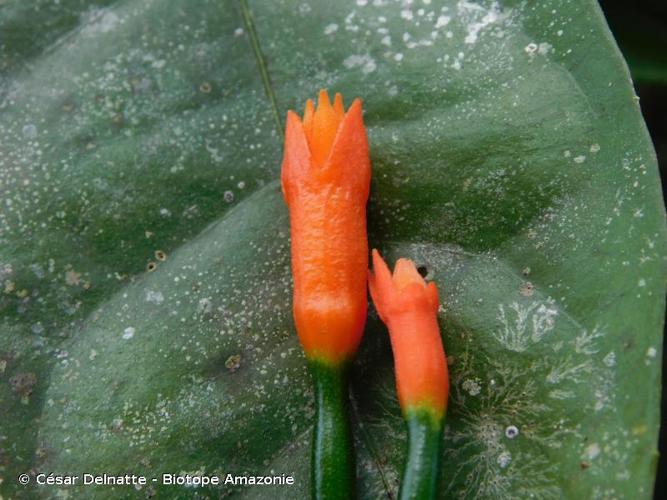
[[393, 258, 426, 290], [305, 90, 345, 167], [281, 110, 312, 201], [369, 249, 396, 323], [320, 98, 370, 194]]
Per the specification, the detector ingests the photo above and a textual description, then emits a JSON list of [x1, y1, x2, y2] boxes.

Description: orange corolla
[[368, 250, 449, 420], [281, 90, 371, 364]]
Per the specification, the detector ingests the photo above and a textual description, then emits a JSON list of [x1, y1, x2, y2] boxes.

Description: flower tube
[[281, 90, 371, 499], [368, 249, 449, 500]]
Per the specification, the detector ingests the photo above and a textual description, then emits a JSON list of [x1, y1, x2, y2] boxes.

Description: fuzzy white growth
[[494, 300, 557, 352]]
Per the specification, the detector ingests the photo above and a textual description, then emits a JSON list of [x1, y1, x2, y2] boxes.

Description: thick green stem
[[309, 361, 355, 500], [399, 409, 444, 500]]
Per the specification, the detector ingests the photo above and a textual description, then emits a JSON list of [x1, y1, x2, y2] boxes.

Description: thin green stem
[[237, 0, 283, 136], [399, 409, 444, 500], [309, 360, 355, 500], [349, 388, 394, 498]]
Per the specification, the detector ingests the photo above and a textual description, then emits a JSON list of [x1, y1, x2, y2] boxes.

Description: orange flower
[[281, 90, 371, 364], [368, 250, 449, 420]]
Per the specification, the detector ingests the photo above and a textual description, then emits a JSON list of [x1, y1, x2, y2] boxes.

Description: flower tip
[[393, 258, 426, 290], [282, 109, 313, 195], [286, 109, 302, 123], [318, 89, 332, 108], [370, 248, 390, 278], [369, 249, 393, 322], [303, 99, 315, 124], [370, 249, 390, 278], [347, 98, 363, 117], [333, 93, 344, 116], [303, 89, 348, 166]]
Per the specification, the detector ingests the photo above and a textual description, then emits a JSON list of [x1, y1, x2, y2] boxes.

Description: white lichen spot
[[537, 42, 552, 55], [602, 352, 616, 367], [459, 0, 502, 45], [82, 9, 119, 35], [646, 347, 657, 358], [546, 358, 592, 384], [583, 443, 601, 460], [122, 327, 135, 340], [205, 141, 223, 162], [342, 54, 377, 74], [197, 298, 213, 315], [30, 264, 45, 279], [590, 143, 600, 153], [573, 155, 586, 164], [497, 451, 512, 468], [574, 327, 604, 355], [495, 300, 557, 352], [519, 281, 534, 297], [549, 389, 575, 400], [223, 190, 235, 203], [504, 425, 519, 439], [324, 23, 338, 35], [524, 42, 538, 55], [22, 124, 38, 139], [65, 270, 82, 286], [435, 15, 451, 28], [145, 290, 165, 304], [462, 378, 482, 396]]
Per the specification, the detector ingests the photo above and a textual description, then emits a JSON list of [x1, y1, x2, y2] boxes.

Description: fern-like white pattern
[[494, 299, 558, 352]]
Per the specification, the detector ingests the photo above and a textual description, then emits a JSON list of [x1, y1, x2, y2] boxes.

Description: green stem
[[309, 360, 355, 500], [399, 409, 444, 500]]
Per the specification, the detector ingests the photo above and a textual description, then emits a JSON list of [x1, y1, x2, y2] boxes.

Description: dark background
[[598, 0, 666, 498]]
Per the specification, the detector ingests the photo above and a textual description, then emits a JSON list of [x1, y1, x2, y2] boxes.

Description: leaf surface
[[0, 1, 664, 498]]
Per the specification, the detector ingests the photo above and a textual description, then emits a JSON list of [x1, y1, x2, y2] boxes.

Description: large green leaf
[[1, 0, 664, 498]]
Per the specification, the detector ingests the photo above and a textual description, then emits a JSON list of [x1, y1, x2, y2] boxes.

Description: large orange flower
[[281, 90, 371, 364]]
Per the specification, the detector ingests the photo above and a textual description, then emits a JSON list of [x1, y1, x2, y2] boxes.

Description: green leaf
[[1, 0, 664, 499]]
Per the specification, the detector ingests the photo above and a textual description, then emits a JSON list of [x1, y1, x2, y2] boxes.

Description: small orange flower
[[281, 90, 371, 364], [368, 250, 449, 420]]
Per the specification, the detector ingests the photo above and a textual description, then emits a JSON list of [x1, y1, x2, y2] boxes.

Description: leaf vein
[[237, 0, 283, 136]]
